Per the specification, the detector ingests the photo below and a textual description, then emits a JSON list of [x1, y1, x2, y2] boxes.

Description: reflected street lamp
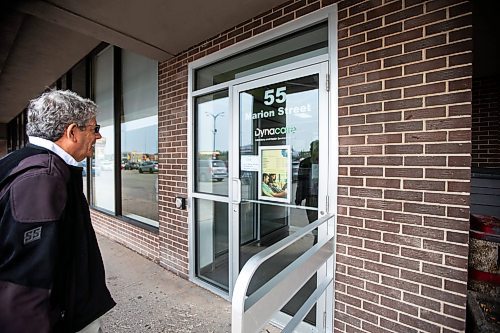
[[206, 111, 224, 157]]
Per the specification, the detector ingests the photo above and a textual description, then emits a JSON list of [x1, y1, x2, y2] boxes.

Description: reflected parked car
[[124, 161, 139, 170], [138, 161, 158, 173], [198, 159, 228, 182]]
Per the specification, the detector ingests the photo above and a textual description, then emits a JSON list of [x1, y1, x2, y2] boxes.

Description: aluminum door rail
[[232, 213, 335, 333]]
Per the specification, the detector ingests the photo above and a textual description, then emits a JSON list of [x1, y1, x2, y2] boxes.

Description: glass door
[[231, 62, 329, 328], [193, 91, 231, 292]]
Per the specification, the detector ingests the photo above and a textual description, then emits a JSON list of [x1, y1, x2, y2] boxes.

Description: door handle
[[232, 178, 241, 204]]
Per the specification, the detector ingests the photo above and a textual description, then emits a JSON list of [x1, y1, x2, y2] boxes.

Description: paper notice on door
[[241, 155, 260, 171]]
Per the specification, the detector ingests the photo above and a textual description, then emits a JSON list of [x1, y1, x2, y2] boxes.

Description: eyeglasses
[[79, 124, 101, 133]]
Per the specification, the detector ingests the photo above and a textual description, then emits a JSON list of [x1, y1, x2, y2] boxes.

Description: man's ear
[[66, 123, 78, 142]]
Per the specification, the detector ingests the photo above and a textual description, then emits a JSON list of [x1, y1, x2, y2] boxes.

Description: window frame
[[85, 44, 160, 232]]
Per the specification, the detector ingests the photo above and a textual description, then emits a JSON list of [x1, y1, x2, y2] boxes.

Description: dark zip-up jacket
[[0, 145, 115, 332]]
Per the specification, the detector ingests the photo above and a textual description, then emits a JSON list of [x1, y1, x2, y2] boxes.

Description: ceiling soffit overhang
[[0, 15, 100, 123], [0, 0, 288, 123], [15, 0, 173, 61]]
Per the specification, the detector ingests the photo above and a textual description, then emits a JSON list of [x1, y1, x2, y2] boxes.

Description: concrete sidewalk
[[98, 235, 232, 333]]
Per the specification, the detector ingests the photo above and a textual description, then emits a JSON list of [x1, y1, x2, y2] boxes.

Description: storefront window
[[92, 47, 115, 213], [36, 45, 160, 229], [72, 60, 89, 197], [72, 60, 87, 98], [121, 50, 159, 225]]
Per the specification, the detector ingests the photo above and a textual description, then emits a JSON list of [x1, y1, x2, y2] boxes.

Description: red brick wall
[[157, 60, 190, 277], [336, 1, 472, 332], [472, 76, 500, 168], [92, 210, 160, 262]]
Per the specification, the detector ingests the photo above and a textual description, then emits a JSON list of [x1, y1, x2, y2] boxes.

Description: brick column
[[336, 1, 472, 332], [158, 58, 190, 277]]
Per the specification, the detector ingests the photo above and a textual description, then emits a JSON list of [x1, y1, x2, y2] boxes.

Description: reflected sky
[[121, 115, 158, 153], [197, 97, 230, 153], [97, 116, 158, 155]]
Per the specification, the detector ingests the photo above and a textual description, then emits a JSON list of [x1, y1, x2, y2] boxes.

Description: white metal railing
[[232, 213, 335, 333]]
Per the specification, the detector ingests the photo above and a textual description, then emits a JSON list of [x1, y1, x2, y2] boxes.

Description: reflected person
[[295, 140, 319, 242]]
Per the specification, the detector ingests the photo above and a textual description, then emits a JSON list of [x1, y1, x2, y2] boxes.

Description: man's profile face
[[74, 118, 102, 161]]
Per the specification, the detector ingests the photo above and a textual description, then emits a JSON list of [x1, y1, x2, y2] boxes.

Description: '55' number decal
[[264, 87, 286, 105]]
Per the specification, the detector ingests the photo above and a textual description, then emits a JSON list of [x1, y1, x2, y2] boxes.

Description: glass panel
[[121, 50, 159, 226], [92, 47, 115, 213], [195, 23, 327, 90], [71, 60, 87, 98], [243, 220, 317, 323], [71, 60, 88, 197], [194, 91, 229, 196], [239, 74, 319, 211], [77, 160, 88, 199], [16, 115, 22, 149], [60, 75, 67, 90], [195, 199, 229, 291], [238, 73, 320, 325]]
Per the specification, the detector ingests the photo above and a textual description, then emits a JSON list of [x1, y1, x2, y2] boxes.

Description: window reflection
[[194, 91, 229, 196], [195, 23, 328, 90], [239, 74, 319, 208], [71, 60, 87, 98], [78, 159, 93, 200], [121, 51, 159, 225], [72, 60, 88, 198], [195, 198, 229, 290], [92, 47, 115, 213]]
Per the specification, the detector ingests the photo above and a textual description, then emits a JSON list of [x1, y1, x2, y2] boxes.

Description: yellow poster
[[259, 145, 291, 203]]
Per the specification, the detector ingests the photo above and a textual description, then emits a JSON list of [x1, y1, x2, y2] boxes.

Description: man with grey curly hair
[[27, 89, 101, 162], [0, 90, 115, 333], [27, 90, 97, 139]]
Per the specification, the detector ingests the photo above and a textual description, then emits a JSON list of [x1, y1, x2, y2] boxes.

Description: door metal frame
[[186, 7, 339, 328], [230, 60, 330, 331]]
